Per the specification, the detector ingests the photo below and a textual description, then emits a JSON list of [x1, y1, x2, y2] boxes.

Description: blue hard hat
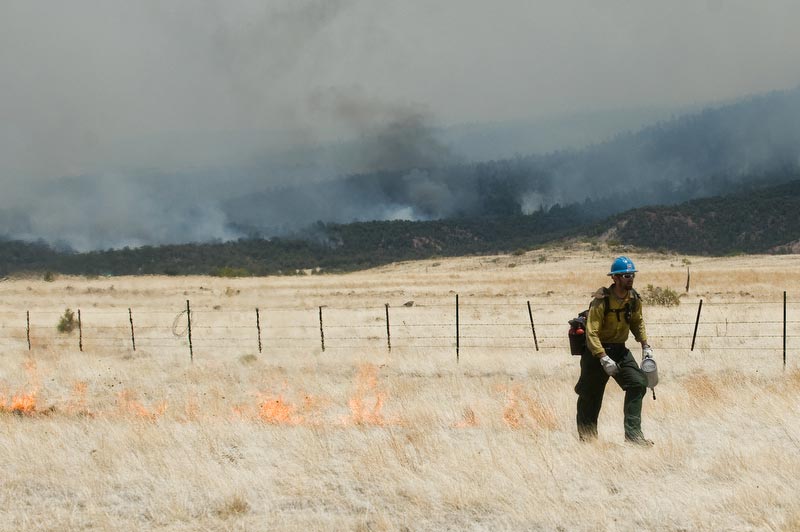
[[608, 256, 637, 275]]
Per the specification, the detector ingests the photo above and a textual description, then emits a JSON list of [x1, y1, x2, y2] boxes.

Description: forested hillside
[[602, 177, 800, 254], [0, 202, 594, 276], [4, 175, 800, 277]]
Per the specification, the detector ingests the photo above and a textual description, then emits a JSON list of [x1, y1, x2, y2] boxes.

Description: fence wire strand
[[5, 298, 799, 362]]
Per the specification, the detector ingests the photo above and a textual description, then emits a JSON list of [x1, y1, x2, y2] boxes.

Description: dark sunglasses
[[619, 273, 635, 279]]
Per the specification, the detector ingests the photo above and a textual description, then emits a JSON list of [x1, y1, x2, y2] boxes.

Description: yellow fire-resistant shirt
[[585, 286, 647, 357]]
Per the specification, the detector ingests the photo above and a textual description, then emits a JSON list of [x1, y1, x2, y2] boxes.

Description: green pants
[[574, 345, 648, 441]]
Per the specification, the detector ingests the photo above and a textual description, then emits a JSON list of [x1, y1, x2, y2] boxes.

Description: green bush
[[212, 266, 250, 278], [641, 284, 681, 306], [57, 308, 77, 333]]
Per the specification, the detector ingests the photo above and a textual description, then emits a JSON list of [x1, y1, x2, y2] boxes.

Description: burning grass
[[257, 395, 304, 425], [116, 390, 167, 421], [347, 364, 389, 425], [0, 359, 41, 415], [502, 386, 559, 430], [0, 391, 38, 415]]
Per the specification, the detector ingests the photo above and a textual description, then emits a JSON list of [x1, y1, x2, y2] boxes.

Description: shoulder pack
[[568, 287, 640, 356]]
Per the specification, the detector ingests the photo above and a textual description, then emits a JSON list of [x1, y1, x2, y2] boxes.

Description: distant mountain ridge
[[595, 175, 800, 255], [3, 175, 800, 276]]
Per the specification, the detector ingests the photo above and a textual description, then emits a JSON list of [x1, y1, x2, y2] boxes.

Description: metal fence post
[[691, 299, 703, 351]]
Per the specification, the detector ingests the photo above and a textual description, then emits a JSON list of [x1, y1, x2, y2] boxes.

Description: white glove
[[600, 355, 619, 376], [642, 346, 654, 360]]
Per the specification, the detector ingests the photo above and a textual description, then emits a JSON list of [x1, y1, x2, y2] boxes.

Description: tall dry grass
[[1, 248, 800, 530]]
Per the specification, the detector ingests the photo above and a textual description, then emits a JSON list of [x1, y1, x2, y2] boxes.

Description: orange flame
[[502, 387, 558, 430], [7, 392, 37, 415], [502, 393, 523, 429], [65, 381, 92, 416], [257, 395, 303, 425], [0, 361, 41, 415], [346, 364, 388, 425], [117, 390, 167, 421]]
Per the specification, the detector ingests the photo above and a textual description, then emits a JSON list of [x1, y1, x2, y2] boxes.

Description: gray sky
[[1, 0, 799, 248], [2, 0, 799, 177]]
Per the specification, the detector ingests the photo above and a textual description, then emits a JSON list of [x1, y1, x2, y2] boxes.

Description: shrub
[[43, 271, 56, 282], [213, 267, 250, 278], [239, 354, 258, 365], [641, 284, 681, 306], [57, 308, 77, 333]]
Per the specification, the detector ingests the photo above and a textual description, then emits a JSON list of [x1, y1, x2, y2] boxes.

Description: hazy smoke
[[308, 87, 460, 172], [3, 89, 800, 250], [0, 174, 241, 251], [2, 2, 799, 250]]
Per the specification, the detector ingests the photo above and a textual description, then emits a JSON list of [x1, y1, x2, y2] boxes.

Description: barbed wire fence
[[1, 294, 798, 368]]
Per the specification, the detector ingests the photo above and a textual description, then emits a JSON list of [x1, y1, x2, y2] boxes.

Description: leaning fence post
[[77, 309, 83, 352], [691, 299, 703, 351], [456, 294, 460, 363], [186, 300, 193, 362], [527, 300, 539, 351], [319, 306, 325, 352], [128, 308, 136, 351], [784, 291, 787, 369], [26, 311, 31, 351], [256, 307, 262, 354], [686, 267, 690, 293], [385, 303, 391, 352]]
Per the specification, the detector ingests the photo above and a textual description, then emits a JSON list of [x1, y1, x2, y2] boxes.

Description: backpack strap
[[596, 286, 640, 323]]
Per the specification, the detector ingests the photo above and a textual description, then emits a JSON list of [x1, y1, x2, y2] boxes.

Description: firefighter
[[575, 256, 653, 445]]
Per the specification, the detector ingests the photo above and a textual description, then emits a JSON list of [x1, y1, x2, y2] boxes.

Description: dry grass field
[[2, 246, 800, 531]]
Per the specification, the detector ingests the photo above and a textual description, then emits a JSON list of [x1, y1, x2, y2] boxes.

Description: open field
[[2, 247, 800, 531]]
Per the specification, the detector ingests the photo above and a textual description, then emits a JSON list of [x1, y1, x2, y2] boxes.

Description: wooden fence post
[[186, 300, 193, 362], [527, 301, 539, 351], [319, 306, 325, 352], [256, 307, 262, 354], [128, 308, 136, 352], [385, 303, 391, 352], [456, 294, 460, 363], [26, 311, 31, 351], [77, 309, 83, 352]]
